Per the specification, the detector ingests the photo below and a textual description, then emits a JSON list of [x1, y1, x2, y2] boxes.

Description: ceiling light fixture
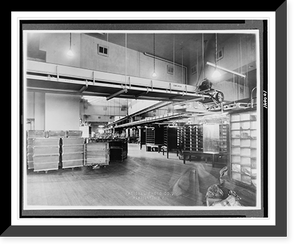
[[211, 33, 221, 81], [67, 33, 74, 57], [207, 61, 246, 78], [181, 43, 184, 84], [152, 33, 156, 78]]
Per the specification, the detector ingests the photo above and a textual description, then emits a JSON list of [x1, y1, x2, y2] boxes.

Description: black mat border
[[5, 2, 286, 236]]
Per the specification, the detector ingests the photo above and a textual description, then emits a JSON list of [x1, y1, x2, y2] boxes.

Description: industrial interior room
[[24, 30, 259, 209]]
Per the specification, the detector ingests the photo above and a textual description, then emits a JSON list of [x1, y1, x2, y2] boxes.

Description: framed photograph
[[7, 3, 287, 237]]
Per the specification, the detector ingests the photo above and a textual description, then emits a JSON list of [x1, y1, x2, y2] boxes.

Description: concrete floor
[[26, 143, 222, 207]]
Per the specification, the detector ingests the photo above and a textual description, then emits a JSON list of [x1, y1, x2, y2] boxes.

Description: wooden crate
[[33, 154, 60, 163], [27, 145, 34, 169], [27, 137, 59, 170], [85, 142, 109, 151], [86, 150, 109, 158], [61, 137, 85, 169], [33, 145, 59, 155], [62, 138, 85, 145], [29, 138, 60, 146], [27, 161, 34, 170], [67, 130, 82, 137], [62, 159, 84, 168], [48, 130, 66, 138], [62, 145, 84, 153], [27, 138, 35, 146], [31, 137, 60, 172], [27, 130, 46, 138], [33, 162, 59, 172], [32, 154, 59, 172], [85, 153, 109, 165], [85, 142, 109, 166], [27, 146, 34, 154], [62, 152, 84, 161]]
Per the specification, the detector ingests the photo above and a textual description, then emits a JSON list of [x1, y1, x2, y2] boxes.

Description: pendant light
[[181, 42, 184, 84], [202, 33, 205, 79], [152, 33, 156, 77], [67, 33, 74, 57], [125, 33, 128, 80], [211, 33, 221, 81], [173, 34, 175, 78]]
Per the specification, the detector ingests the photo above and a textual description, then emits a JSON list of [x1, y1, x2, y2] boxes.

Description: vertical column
[[34, 92, 45, 130]]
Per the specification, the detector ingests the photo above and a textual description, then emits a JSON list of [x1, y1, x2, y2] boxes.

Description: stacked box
[[67, 130, 83, 138], [163, 126, 177, 157], [27, 141, 34, 169], [27, 130, 46, 169], [61, 138, 84, 169], [31, 138, 60, 172], [48, 130, 66, 138], [27, 130, 46, 138]]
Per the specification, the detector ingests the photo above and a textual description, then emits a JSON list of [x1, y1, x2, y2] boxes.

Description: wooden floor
[[26, 144, 221, 206]]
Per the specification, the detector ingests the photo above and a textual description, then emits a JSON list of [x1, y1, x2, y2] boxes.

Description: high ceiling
[[86, 33, 215, 68], [27, 32, 240, 71]]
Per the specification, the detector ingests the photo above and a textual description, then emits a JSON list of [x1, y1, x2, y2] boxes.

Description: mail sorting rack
[[230, 111, 257, 188], [31, 138, 60, 173], [176, 125, 203, 160], [61, 137, 85, 169], [219, 124, 229, 154], [177, 126, 184, 155], [182, 125, 204, 152], [163, 126, 177, 158]]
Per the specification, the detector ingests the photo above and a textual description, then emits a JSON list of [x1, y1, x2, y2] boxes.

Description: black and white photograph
[[23, 28, 262, 212], [6, 5, 289, 239]]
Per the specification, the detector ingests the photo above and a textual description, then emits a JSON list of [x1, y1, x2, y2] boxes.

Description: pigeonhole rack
[[163, 126, 178, 158]]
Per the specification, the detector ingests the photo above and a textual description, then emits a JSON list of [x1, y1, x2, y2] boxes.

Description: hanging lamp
[[211, 33, 221, 81], [181, 43, 184, 84], [152, 33, 156, 77], [67, 33, 74, 57]]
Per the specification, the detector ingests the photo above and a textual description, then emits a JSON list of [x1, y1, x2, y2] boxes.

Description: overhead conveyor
[[113, 113, 192, 129], [26, 60, 207, 102]]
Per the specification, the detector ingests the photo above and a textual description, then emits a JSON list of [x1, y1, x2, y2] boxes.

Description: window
[[167, 65, 174, 75], [97, 44, 109, 56], [216, 47, 224, 61], [191, 65, 197, 75]]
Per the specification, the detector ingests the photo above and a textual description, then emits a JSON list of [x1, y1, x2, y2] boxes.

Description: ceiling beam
[[106, 88, 128, 100], [78, 83, 89, 93]]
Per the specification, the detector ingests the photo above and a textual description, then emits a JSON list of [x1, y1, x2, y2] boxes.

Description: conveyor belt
[[113, 113, 192, 129], [26, 60, 206, 102]]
